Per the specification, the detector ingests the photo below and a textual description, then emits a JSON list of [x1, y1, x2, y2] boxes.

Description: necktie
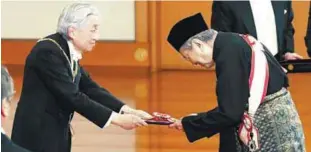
[[72, 60, 78, 80]]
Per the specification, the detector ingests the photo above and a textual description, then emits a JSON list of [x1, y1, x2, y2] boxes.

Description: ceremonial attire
[[11, 33, 125, 152], [181, 32, 306, 152], [2, 133, 31, 152], [2, 128, 31, 152], [211, 1, 295, 61]]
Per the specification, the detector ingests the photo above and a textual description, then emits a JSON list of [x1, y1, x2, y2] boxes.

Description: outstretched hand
[[121, 105, 153, 120], [112, 114, 148, 130], [284, 52, 303, 60], [131, 109, 153, 120], [168, 119, 183, 131]]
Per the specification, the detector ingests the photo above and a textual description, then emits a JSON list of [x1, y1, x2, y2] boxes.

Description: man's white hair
[[56, 2, 100, 39], [181, 29, 217, 50]]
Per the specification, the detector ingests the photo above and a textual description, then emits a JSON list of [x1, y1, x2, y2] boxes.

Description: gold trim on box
[[288, 64, 294, 71]]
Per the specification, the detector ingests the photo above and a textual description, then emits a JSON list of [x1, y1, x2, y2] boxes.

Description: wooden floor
[[3, 65, 311, 152]]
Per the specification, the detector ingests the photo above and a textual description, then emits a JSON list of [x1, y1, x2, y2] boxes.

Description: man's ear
[[67, 26, 76, 39], [1, 101, 7, 117]]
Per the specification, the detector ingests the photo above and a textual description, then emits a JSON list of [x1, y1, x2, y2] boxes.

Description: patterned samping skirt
[[235, 88, 306, 152]]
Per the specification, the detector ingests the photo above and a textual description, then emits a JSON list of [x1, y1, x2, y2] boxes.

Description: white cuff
[[102, 111, 118, 128], [102, 105, 133, 128], [188, 113, 198, 116], [119, 105, 133, 114], [1, 127, 5, 134]]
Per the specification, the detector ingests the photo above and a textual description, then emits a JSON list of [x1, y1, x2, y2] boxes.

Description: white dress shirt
[[67, 41, 125, 128], [1, 127, 5, 134], [250, 0, 278, 56]]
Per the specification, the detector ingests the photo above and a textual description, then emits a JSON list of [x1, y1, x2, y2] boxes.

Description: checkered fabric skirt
[[235, 88, 306, 152]]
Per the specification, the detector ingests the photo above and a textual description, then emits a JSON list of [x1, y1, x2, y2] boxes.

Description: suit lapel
[[54, 33, 71, 61], [47, 33, 75, 79], [73, 61, 81, 84], [241, 1, 257, 38]]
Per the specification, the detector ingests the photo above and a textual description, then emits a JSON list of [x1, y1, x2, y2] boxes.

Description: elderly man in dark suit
[[211, 0, 303, 61], [1, 65, 31, 152], [11, 2, 152, 152]]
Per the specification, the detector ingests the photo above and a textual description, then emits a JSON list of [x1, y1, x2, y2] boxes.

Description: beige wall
[[1, 1, 135, 40]]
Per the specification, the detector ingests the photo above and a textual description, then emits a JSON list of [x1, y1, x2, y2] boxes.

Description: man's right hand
[[284, 52, 303, 60], [111, 114, 148, 130]]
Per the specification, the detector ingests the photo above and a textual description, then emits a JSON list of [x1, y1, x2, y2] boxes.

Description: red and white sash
[[238, 35, 270, 151]]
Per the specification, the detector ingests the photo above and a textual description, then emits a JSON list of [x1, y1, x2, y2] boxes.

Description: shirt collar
[[1, 127, 5, 134], [67, 40, 82, 61]]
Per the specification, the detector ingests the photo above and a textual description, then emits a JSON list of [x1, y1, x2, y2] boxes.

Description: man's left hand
[[284, 52, 303, 60], [121, 105, 153, 120], [168, 119, 183, 131], [131, 109, 153, 120]]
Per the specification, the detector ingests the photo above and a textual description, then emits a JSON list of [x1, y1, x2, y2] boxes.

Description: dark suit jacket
[[11, 33, 125, 152], [305, 1, 311, 57], [211, 1, 295, 61], [2, 133, 31, 152]]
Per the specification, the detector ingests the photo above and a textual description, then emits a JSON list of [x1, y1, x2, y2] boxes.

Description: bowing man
[[167, 13, 306, 152]]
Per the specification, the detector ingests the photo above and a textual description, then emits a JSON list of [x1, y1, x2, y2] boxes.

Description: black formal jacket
[[211, 1, 295, 61], [11, 33, 125, 152], [2, 133, 31, 152], [305, 1, 311, 57], [181, 32, 288, 152]]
